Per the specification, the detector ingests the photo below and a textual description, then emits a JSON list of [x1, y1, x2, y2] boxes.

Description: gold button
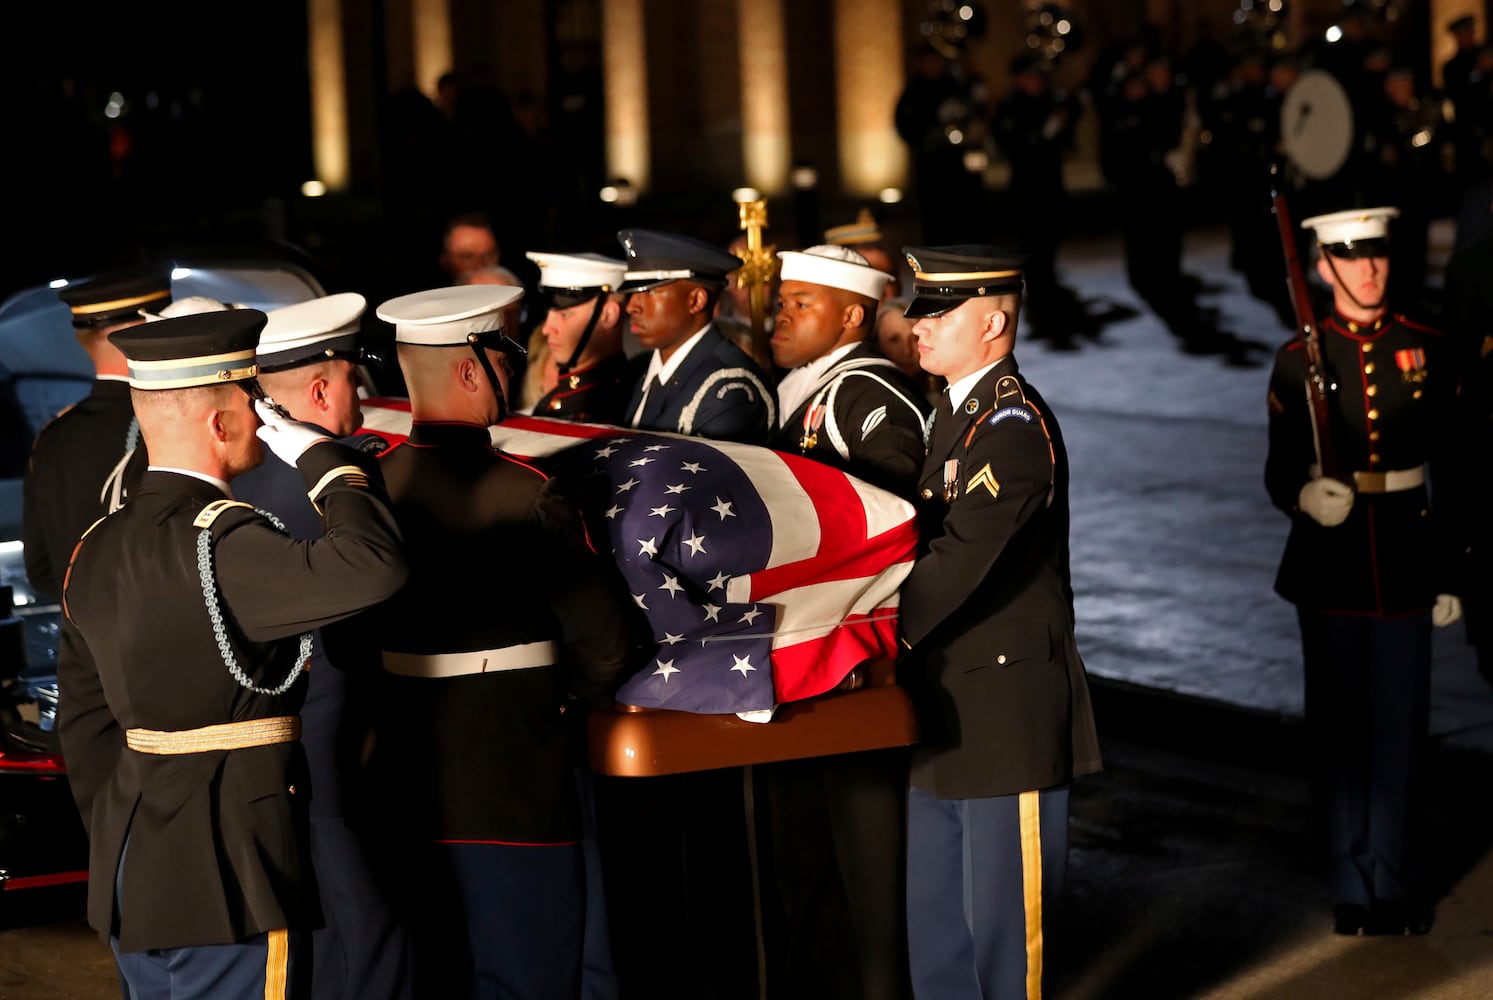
[[1367, 409, 1379, 420], [1361, 342, 1373, 353], [1364, 362, 1375, 374], [559, 703, 567, 715], [1369, 431, 1380, 441], [1369, 453, 1380, 465], [921, 488, 933, 499], [996, 654, 1007, 665], [288, 785, 297, 796], [1413, 389, 1423, 399], [1366, 385, 1377, 397], [569, 375, 581, 389], [550, 400, 562, 411]]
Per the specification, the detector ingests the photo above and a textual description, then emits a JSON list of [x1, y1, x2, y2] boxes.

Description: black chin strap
[[466, 335, 509, 421], [558, 294, 607, 375], [1322, 254, 1388, 314]]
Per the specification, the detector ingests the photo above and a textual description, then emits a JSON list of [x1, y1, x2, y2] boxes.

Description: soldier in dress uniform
[[55, 309, 408, 1000], [228, 294, 411, 1000], [525, 250, 638, 424], [363, 285, 632, 1000], [21, 263, 171, 601], [758, 244, 929, 1000], [1266, 208, 1468, 936], [618, 229, 776, 444], [895, 246, 1102, 1000]]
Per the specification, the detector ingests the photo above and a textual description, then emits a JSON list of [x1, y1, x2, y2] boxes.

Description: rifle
[[1269, 161, 1345, 485]]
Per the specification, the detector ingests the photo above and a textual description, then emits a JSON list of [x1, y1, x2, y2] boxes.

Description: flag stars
[[632, 593, 648, 610], [665, 483, 690, 495], [652, 658, 680, 681], [739, 607, 763, 625], [617, 478, 639, 493], [702, 604, 722, 623], [711, 498, 736, 520], [644, 444, 669, 452], [629, 457, 655, 467], [595, 445, 618, 459], [707, 571, 730, 591], [683, 533, 707, 557], [731, 654, 756, 676], [604, 504, 624, 520], [649, 504, 675, 518], [637, 537, 659, 557], [681, 462, 705, 474], [661, 632, 685, 645], [659, 574, 685, 598]]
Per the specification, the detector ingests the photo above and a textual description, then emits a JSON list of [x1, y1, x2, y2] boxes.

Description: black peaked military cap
[[616, 229, 741, 292], [111, 309, 266, 390], [58, 263, 173, 328], [902, 245, 1025, 319]]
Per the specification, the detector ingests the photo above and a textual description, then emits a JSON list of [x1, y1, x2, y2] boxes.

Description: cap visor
[[1325, 238, 1390, 259], [904, 295, 960, 319], [618, 277, 676, 293]]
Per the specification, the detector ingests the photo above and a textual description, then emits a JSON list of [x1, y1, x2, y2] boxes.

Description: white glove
[[1297, 478, 1354, 527], [254, 399, 330, 465], [1432, 594, 1463, 628]]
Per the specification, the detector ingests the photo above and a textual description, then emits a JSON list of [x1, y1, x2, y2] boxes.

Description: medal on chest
[[942, 458, 960, 503], [1394, 348, 1427, 384], [800, 400, 828, 451]]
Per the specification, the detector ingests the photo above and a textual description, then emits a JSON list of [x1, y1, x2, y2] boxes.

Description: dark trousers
[[760, 748, 912, 1000], [307, 816, 410, 1000], [906, 785, 1069, 1000], [1297, 609, 1431, 905], [113, 930, 308, 1000]]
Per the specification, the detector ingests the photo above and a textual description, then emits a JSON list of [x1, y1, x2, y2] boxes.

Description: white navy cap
[[144, 296, 235, 322], [777, 245, 891, 301], [1300, 207, 1399, 258], [526, 251, 627, 308], [258, 292, 369, 372], [375, 285, 526, 348]]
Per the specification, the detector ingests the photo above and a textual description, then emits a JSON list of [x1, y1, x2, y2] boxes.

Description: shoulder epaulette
[[193, 499, 256, 529], [1396, 314, 1443, 336]]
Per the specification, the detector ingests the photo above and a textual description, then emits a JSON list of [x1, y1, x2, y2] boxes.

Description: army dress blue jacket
[[625, 325, 775, 444]]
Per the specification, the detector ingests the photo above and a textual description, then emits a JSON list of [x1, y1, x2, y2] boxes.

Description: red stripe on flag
[[746, 520, 919, 600], [771, 611, 901, 702]]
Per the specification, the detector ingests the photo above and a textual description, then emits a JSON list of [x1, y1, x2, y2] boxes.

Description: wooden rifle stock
[[1270, 163, 1343, 483]]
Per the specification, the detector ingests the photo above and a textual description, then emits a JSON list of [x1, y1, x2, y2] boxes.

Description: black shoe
[[1367, 900, 1433, 935], [1333, 903, 1371, 935]]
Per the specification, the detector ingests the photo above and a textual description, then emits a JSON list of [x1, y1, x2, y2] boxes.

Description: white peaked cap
[[375, 285, 525, 346], [776, 244, 891, 301], [1300, 207, 1399, 246], [257, 293, 367, 367], [144, 296, 233, 321], [525, 251, 627, 292]]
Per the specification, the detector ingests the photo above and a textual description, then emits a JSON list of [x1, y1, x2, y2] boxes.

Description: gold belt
[[126, 716, 301, 755]]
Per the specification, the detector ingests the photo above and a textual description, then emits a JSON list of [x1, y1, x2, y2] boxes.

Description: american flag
[[360, 398, 917, 715]]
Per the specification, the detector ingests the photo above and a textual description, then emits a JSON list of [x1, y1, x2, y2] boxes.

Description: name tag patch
[[989, 406, 1034, 426]]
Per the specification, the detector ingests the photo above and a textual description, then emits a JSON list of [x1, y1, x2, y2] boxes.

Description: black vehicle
[[0, 248, 329, 913]]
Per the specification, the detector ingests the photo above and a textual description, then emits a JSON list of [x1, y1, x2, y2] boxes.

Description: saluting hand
[[254, 398, 330, 466]]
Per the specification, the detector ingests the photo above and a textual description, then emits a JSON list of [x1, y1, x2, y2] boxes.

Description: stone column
[[308, 0, 349, 191], [603, 0, 650, 189], [739, 0, 791, 195], [411, 0, 454, 98], [833, 0, 907, 198]]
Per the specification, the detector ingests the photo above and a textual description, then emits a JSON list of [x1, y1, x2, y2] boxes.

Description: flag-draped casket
[[359, 399, 921, 770]]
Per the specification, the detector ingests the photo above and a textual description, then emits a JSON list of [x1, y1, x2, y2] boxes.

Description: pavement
[[4, 222, 1492, 1000]]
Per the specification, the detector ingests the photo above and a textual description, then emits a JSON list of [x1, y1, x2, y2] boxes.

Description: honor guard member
[[229, 294, 411, 1000], [365, 285, 632, 1000], [763, 244, 930, 1000], [21, 263, 172, 601], [526, 250, 638, 424], [55, 309, 408, 1000], [895, 246, 1101, 1000], [1265, 207, 1468, 936], [618, 228, 776, 444]]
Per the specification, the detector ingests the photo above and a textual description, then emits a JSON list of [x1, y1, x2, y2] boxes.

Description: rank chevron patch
[[966, 463, 1000, 499]]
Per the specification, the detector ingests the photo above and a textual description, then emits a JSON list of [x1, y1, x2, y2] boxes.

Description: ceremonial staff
[[733, 188, 777, 368], [1270, 161, 1345, 485]]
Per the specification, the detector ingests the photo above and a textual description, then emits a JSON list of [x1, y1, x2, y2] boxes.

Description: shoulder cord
[[822, 369, 932, 459], [678, 367, 777, 436], [196, 507, 312, 695], [101, 418, 142, 514]]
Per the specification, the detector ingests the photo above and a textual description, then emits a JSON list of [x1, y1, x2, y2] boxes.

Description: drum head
[[1280, 70, 1355, 180]]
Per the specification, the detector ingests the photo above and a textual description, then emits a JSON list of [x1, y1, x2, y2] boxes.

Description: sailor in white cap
[[759, 253, 931, 997], [1266, 204, 1466, 935], [226, 292, 410, 998], [362, 284, 631, 999], [525, 251, 637, 423]]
